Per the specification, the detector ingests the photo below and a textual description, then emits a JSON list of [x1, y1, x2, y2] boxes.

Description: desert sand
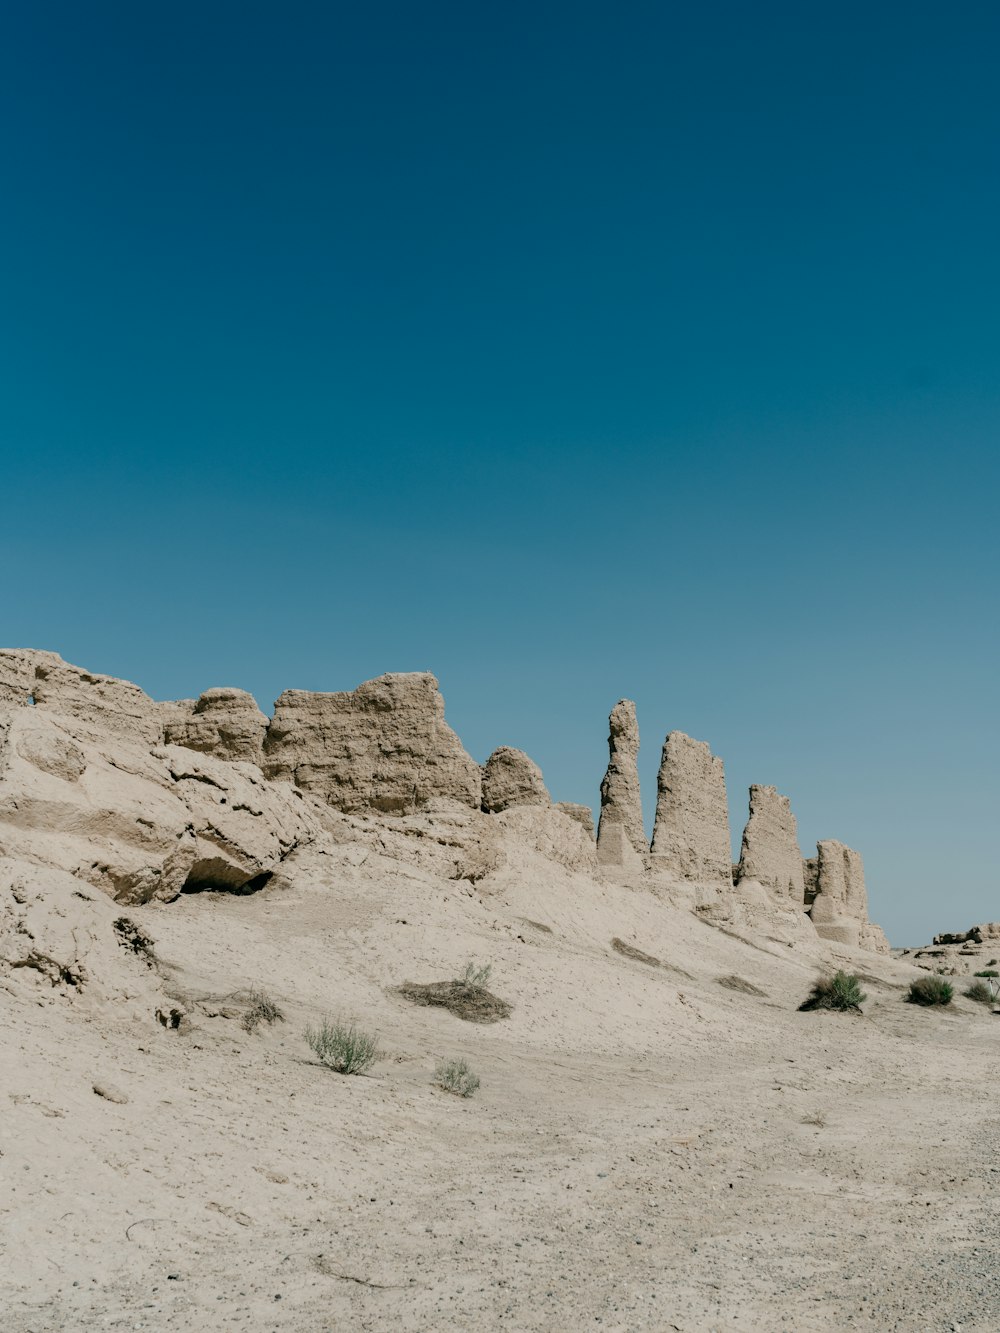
[[2, 651, 997, 1332]]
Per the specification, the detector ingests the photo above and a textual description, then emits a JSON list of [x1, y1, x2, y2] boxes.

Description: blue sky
[[2, 2, 998, 943]]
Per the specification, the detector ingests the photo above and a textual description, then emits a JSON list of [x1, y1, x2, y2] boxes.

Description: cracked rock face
[[263, 672, 482, 814], [807, 839, 888, 952], [650, 731, 732, 886], [481, 747, 550, 813], [162, 688, 269, 765], [0, 703, 317, 906], [597, 701, 647, 867], [0, 649, 162, 747], [736, 785, 804, 904]]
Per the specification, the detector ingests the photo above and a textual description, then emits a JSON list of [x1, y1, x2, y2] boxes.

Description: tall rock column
[[735, 784, 805, 904], [596, 700, 647, 869], [807, 839, 889, 952], [649, 732, 732, 886]]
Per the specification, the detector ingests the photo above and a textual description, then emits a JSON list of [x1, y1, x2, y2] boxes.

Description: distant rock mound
[[162, 688, 268, 764], [481, 747, 550, 813], [262, 672, 482, 814]]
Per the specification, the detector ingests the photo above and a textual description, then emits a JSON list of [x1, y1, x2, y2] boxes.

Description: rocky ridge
[[0, 647, 890, 1011]]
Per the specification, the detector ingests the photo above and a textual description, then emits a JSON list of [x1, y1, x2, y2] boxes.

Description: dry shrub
[[964, 980, 994, 1004], [241, 986, 284, 1033], [611, 938, 661, 968], [398, 960, 511, 1024], [435, 1058, 480, 1098], [907, 975, 953, 1006], [799, 971, 866, 1013], [305, 1018, 381, 1073]]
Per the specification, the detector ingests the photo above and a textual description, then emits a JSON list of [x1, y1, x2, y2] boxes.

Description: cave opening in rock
[[180, 859, 274, 896]]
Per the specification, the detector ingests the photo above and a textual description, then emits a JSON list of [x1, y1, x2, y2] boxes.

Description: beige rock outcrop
[[0, 649, 162, 747], [556, 802, 595, 837], [0, 702, 316, 905], [650, 732, 732, 887], [596, 701, 647, 869], [807, 839, 888, 952], [736, 785, 804, 904], [481, 747, 550, 813], [263, 672, 482, 814], [162, 688, 268, 764]]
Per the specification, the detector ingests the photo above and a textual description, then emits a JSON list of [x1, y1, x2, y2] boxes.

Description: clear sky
[[2, 3, 998, 945]]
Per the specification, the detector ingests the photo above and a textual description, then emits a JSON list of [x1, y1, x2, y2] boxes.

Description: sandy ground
[[3, 843, 1000, 1333]]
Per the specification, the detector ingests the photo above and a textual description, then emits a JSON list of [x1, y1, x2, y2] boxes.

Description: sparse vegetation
[[398, 960, 511, 1024], [435, 1058, 480, 1098], [241, 986, 284, 1033], [717, 975, 768, 997], [305, 1018, 381, 1073], [113, 916, 156, 964], [801, 1111, 827, 1127], [974, 969, 999, 978], [457, 960, 492, 987], [798, 971, 866, 1013], [964, 980, 994, 1004], [907, 975, 954, 1006], [611, 938, 661, 967]]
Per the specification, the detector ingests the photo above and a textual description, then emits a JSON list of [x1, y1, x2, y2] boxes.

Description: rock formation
[[0, 649, 161, 746], [807, 839, 889, 952], [596, 700, 647, 868], [555, 802, 595, 837], [162, 688, 269, 764], [650, 732, 732, 886], [481, 747, 550, 813], [262, 672, 482, 814], [0, 647, 891, 957], [0, 698, 316, 904], [736, 785, 804, 904]]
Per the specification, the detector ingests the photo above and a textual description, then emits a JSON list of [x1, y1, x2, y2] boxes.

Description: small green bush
[[305, 1018, 380, 1074], [242, 986, 284, 1033], [435, 1058, 480, 1098], [456, 961, 492, 988], [974, 969, 999, 978], [907, 975, 954, 1006], [964, 981, 994, 1004], [799, 971, 866, 1013]]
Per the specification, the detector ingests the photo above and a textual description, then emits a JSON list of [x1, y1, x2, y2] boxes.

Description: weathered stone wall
[[162, 688, 268, 765], [596, 700, 647, 868], [650, 731, 732, 885], [0, 649, 162, 747], [556, 802, 595, 837], [807, 839, 889, 951], [736, 785, 804, 904], [262, 672, 482, 814], [481, 747, 550, 813]]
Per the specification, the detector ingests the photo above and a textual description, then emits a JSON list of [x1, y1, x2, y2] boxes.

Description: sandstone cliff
[[262, 672, 482, 813]]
